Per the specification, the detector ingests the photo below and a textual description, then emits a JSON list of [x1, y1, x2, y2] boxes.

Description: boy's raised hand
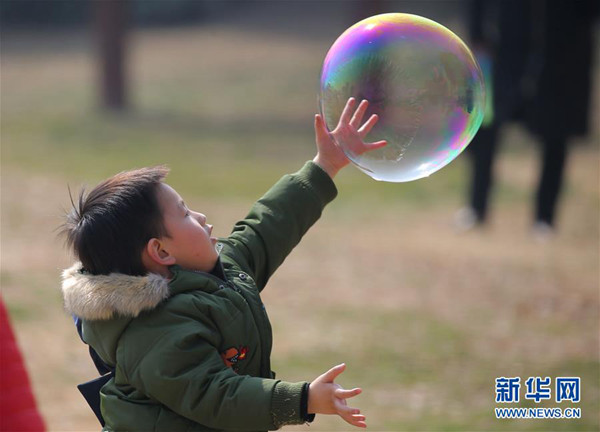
[[308, 363, 367, 428], [313, 97, 387, 179]]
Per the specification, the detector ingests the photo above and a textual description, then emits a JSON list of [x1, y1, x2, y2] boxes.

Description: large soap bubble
[[319, 13, 485, 182]]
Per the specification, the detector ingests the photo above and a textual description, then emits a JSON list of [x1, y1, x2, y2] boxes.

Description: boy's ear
[[145, 238, 176, 266]]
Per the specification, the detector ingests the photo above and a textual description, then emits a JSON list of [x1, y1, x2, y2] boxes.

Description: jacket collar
[[61, 259, 228, 321], [168, 261, 228, 296]]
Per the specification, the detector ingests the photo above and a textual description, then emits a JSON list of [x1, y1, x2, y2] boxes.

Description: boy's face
[[156, 183, 219, 273]]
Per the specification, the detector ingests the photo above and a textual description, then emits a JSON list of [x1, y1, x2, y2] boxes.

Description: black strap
[[73, 315, 114, 426], [77, 371, 114, 426]]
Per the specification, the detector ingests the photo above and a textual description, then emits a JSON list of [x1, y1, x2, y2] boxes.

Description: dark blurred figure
[[456, 0, 597, 238]]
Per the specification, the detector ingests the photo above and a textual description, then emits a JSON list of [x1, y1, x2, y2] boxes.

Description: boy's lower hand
[[313, 97, 387, 179], [308, 363, 367, 428]]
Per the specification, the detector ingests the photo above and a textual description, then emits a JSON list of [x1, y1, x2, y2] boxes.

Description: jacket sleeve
[[220, 161, 337, 291], [123, 319, 308, 430]]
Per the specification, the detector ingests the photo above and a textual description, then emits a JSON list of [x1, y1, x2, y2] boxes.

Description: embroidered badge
[[220, 346, 248, 373]]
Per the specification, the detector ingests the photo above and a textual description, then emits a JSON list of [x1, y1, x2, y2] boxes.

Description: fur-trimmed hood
[[61, 262, 171, 321]]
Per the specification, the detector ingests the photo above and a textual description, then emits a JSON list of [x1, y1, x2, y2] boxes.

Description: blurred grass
[[1, 23, 599, 432], [2, 103, 473, 207]]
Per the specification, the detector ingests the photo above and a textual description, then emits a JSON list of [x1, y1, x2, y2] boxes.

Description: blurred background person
[[456, 0, 598, 239]]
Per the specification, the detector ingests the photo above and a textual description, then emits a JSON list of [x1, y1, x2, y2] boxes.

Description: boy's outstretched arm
[[222, 98, 385, 290], [313, 97, 387, 179]]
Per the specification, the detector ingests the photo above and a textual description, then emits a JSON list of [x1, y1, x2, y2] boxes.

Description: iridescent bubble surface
[[319, 13, 485, 182]]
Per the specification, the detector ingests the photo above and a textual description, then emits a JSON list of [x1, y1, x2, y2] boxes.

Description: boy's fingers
[[339, 97, 357, 125], [335, 399, 360, 416], [322, 363, 346, 382], [315, 114, 325, 131], [339, 406, 367, 428], [335, 387, 362, 399], [353, 140, 387, 156], [314, 115, 331, 142], [350, 99, 369, 129], [351, 415, 367, 428], [344, 416, 367, 429], [358, 113, 380, 137], [368, 140, 388, 149], [340, 414, 367, 428]]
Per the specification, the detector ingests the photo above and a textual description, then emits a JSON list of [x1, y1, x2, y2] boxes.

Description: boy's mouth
[[207, 225, 217, 243]]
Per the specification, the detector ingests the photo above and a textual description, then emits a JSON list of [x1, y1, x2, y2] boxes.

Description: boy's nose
[[194, 212, 207, 224]]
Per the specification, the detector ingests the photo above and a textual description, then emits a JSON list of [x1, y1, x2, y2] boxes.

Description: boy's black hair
[[60, 166, 170, 276]]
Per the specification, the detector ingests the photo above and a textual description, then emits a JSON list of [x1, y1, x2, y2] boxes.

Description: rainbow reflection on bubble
[[319, 13, 485, 182]]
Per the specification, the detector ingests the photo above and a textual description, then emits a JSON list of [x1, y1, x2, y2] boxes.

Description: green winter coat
[[61, 162, 337, 432]]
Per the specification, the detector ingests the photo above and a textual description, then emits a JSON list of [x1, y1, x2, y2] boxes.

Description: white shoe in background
[[532, 221, 554, 243], [454, 207, 480, 233]]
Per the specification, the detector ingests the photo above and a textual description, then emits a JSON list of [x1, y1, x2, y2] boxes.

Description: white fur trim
[[61, 262, 170, 320]]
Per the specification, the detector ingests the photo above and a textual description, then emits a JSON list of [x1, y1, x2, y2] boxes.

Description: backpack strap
[[77, 372, 113, 426], [73, 315, 114, 426]]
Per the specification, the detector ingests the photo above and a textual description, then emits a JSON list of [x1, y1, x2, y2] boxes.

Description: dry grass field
[[1, 17, 599, 432]]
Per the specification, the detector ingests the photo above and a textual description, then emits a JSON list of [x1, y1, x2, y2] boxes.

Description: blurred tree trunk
[[95, 0, 128, 111]]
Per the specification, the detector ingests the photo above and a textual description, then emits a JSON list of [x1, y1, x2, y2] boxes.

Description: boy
[[61, 98, 386, 431]]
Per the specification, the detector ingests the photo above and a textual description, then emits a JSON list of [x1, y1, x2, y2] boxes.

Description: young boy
[[61, 98, 386, 431]]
